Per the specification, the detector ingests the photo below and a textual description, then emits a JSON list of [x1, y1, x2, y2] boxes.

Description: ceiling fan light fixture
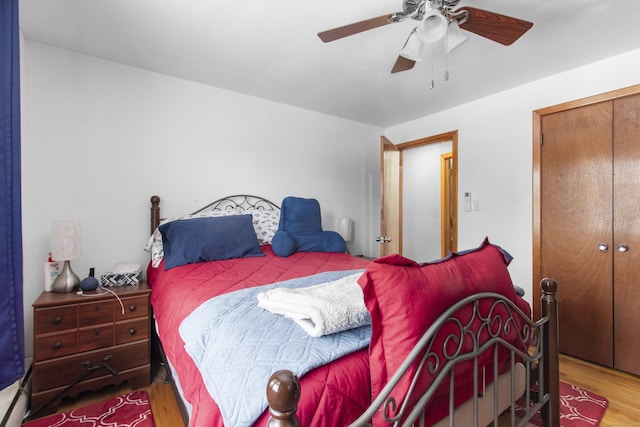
[[446, 21, 468, 52], [420, 7, 448, 43], [399, 27, 424, 61]]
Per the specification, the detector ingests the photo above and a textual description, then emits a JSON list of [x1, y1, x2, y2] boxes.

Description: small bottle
[[80, 267, 99, 292]]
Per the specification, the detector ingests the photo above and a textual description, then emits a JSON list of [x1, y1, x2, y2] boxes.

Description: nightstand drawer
[[79, 324, 114, 352], [32, 340, 149, 392], [118, 296, 149, 320], [79, 300, 114, 327], [115, 318, 149, 345], [35, 306, 77, 335], [34, 331, 77, 361]]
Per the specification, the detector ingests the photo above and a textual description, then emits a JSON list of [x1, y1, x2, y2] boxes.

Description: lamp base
[[51, 260, 81, 292]]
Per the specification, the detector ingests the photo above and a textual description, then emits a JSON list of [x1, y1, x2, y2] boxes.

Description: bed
[[146, 194, 560, 427]]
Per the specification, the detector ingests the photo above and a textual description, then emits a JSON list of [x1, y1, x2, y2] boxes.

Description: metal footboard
[[266, 278, 559, 427]]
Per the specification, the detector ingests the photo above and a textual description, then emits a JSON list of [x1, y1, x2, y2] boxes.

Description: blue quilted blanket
[[179, 270, 371, 427]]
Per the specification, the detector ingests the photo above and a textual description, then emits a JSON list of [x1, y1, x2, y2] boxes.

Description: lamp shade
[[447, 21, 469, 52], [336, 218, 354, 242], [51, 220, 82, 261], [420, 8, 448, 43], [400, 27, 424, 61]]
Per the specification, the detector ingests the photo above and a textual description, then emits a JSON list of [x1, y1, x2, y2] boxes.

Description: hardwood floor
[[558, 354, 640, 426], [25, 354, 640, 426], [27, 362, 185, 427]]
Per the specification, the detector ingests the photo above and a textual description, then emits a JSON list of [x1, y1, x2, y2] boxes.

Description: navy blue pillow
[[271, 230, 297, 257], [272, 196, 347, 257], [159, 215, 264, 270]]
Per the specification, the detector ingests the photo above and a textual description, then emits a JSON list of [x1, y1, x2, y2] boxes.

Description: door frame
[[380, 136, 401, 256], [380, 130, 458, 257], [532, 83, 640, 319], [441, 152, 455, 257]]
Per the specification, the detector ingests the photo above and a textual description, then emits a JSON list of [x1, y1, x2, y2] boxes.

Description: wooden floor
[[27, 362, 185, 427], [557, 354, 640, 426], [26, 354, 640, 426]]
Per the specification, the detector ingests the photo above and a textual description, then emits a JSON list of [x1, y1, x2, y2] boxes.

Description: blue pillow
[[272, 196, 347, 257], [271, 230, 296, 257], [159, 215, 264, 270]]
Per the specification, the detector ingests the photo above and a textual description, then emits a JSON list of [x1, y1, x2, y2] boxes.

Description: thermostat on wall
[[464, 191, 472, 212]]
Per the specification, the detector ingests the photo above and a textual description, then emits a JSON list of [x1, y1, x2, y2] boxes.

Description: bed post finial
[[540, 278, 560, 427], [151, 195, 161, 234], [266, 370, 301, 427]]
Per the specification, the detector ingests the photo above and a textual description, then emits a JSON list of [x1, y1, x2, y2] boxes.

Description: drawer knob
[[128, 328, 136, 335], [53, 316, 62, 324], [94, 305, 101, 311], [129, 305, 137, 312], [53, 341, 62, 349], [93, 330, 101, 336]]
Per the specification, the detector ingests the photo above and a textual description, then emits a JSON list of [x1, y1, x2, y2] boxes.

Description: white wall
[[403, 141, 452, 261], [19, 38, 640, 358], [20, 41, 382, 358], [386, 47, 640, 305]]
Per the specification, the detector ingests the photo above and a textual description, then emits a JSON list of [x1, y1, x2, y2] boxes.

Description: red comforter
[[147, 246, 372, 427]]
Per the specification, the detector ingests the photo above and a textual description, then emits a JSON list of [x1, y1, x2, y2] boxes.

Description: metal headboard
[[150, 194, 280, 234], [191, 195, 280, 215]]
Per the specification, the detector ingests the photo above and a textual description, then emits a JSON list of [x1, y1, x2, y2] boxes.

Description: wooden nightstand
[[31, 283, 151, 415]]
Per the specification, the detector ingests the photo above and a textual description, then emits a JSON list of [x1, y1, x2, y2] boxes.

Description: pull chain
[[444, 25, 450, 81], [430, 43, 435, 89]]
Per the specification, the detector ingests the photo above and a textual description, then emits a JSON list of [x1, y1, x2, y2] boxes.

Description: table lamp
[[336, 217, 353, 242], [50, 220, 82, 292]]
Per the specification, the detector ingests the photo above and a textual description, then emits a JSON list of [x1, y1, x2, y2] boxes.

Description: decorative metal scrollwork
[[363, 292, 546, 426], [191, 195, 280, 215]]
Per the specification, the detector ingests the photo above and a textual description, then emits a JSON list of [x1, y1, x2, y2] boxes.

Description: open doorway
[[380, 131, 458, 259]]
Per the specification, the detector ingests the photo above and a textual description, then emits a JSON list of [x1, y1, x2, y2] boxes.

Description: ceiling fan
[[318, 0, 533, 74]]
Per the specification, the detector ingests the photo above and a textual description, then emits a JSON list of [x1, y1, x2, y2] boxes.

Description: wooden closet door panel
[[540, 102, 614, 367], [613, 94, 640, 375]]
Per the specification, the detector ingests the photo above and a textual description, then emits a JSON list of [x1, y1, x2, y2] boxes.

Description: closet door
[[540, 101, 614, 367], [613, 93, 640, 375]]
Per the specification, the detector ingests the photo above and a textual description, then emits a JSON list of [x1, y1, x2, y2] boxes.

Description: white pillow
[[246, 209, 280, 246]]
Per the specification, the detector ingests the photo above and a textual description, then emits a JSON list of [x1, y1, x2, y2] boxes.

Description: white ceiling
[[18, 0, 640, 128]]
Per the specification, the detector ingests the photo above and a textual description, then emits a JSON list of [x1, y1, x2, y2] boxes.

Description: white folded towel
[[257, 273, 370, 337]]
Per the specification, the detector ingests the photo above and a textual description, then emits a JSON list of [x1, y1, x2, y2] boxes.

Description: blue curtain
[[0, 0, 24, 389]]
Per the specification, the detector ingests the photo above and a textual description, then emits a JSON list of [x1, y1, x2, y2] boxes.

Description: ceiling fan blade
[[318, 14, 393, 43], [391, 56, 416, 73], [456, 7, 533, 46]]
